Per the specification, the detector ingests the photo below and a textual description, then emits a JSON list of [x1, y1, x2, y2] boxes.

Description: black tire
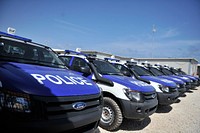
[[99, 97, 123, 131]]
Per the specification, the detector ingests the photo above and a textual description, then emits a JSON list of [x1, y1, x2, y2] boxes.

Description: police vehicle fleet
[[175, 68, 200, 86], [0, 31, 106, 133], [105, 58, 179, 106], [166, 66, 199, 88], [59, 50, 158, 131], [135, 63, 187, 95], [150, 64, 193, 91]]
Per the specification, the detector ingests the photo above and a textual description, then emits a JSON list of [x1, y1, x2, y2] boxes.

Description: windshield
[[93, 60, 123, 75], [149, 67, 164, 76], [0, 38, 65, 68], [161, 68, 174, 75], [130, 65, 152, 76], [170, 68, 180, 75], [179, 70, 187, 75]]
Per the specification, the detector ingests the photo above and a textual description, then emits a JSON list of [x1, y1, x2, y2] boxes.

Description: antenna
[[152, 25, 156, 33], [151, 24, 156, 58]]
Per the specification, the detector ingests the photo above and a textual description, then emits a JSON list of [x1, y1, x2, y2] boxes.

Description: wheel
[[99, 97, 123, 131]]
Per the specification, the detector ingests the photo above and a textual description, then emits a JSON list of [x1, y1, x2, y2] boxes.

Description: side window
[[42, 51, 54, 63], [113, 64, 122, 70], [71, 57, 88, 71], [72, 57, 87, 67], [121, 66, 129, 72], [113, 64, 127, 72], [59, 56, 72, 67]]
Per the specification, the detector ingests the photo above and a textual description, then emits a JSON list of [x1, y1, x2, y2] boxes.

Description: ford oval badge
[[72, 102, 86, 110]]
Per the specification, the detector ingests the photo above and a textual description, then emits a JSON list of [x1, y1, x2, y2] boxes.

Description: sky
[[1, 0, 200, 62]]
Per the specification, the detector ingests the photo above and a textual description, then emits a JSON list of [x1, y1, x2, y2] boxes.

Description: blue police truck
[[59, 50, 158, 131], [149, 64, 192, 91], [0, 31, 105, 133], [105, 59, 180, 106]]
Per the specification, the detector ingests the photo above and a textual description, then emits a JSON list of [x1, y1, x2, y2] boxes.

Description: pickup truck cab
[[59, 50, 158, 131], [105, 59, 179, 106], [0, 31, 103, 133]]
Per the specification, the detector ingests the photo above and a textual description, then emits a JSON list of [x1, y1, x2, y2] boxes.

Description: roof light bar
[[0, 31, 32, 42], [125, 61, 138, 66], [64, 50, 97, 61], [126, 61, 137, 64], [104, 58, 120, 62], [65, 50, 88, 56], [140, 62, 152, 67]]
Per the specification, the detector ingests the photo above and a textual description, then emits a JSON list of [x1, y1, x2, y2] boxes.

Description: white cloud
[[160, 28, 180, 39], [91, 38, 200, 61], [54, 19, 94, 34]]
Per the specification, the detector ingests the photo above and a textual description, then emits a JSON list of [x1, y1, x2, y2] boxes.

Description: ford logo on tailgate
[[72, 102, 86, 110]]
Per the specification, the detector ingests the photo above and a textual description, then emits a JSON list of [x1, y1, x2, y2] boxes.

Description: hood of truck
[[169, 75, 191, 82], [141, 76, 177, 87], [184, 75, 198, 81], [159, 75, 185, 84], [102, 75, 155, 92], [0, 62, 100, 96]]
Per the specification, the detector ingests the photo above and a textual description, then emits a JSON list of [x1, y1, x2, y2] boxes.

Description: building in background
[[197, 64, 200, 78]]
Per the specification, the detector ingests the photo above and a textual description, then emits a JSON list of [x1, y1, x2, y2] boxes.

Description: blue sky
[[1, 0, 200, 62]]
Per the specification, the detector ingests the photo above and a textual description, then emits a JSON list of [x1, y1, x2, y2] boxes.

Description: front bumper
[[0, 93, 103, 133], [157, 90, 179, 106], [0, 108, 101, 133], [119, 98, 158, 120], [178, 87, 187, 95]]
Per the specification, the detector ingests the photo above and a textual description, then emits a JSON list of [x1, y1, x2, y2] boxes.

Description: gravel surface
[[98, 86, 200, 133]]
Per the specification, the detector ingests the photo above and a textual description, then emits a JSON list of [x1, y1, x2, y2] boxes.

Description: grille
[[179, 84, 186, 88], [31, 93, 102, 120], [142, 91, 157, 100], [186, 82, 191, 85], [185, 82, 192, 88]]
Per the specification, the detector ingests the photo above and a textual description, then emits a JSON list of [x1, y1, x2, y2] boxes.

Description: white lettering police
[[160, 79, 174, 83], [31, 74, 93, 85]]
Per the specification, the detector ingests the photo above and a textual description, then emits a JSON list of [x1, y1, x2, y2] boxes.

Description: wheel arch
[[102, 91, 125, 116]]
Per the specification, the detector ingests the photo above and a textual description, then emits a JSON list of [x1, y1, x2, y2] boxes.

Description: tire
[[99, 97, 123, 131]]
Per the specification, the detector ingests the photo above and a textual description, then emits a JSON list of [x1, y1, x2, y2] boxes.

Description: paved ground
[[98, 86, 200, 133]]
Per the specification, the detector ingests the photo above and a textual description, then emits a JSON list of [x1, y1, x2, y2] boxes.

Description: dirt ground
[[98, 86, 200, 133]]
